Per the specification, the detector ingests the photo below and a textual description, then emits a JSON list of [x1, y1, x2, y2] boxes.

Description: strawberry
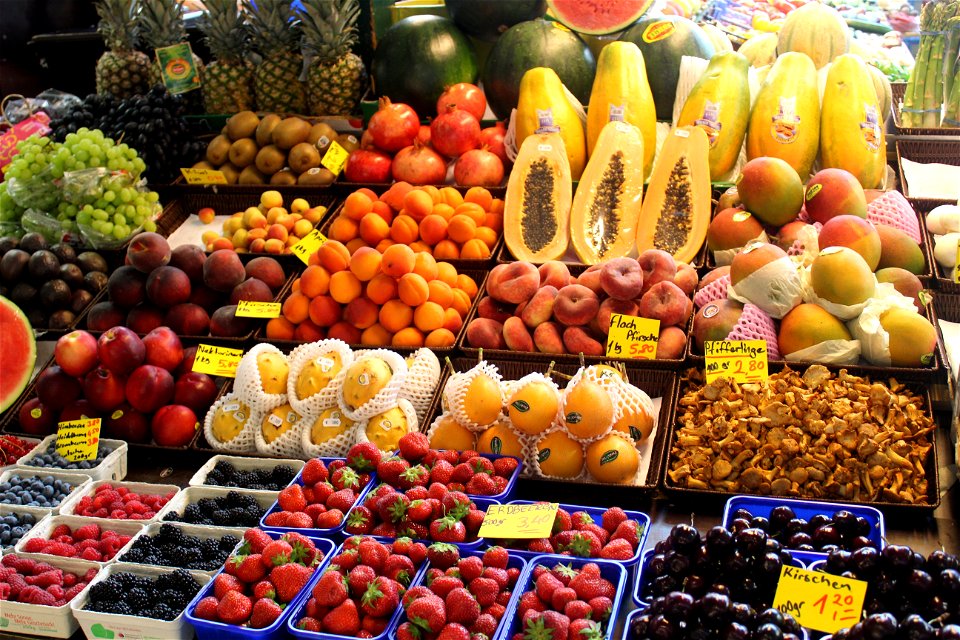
[[214, 573, 243, 599], [507, 568, 521, 585], [349, 564, 377, 596], [429, 574, 464, 599], [599, 508, 627, 533], [371, 522, 397, 537], [481, 567, 509, 589], [313, 481, 336, 504], [397, 621, 423, 640], [287, 512, 314, 528], [232, 554, 267, 582], [250, 597, 283, 628], [569, 619, 604, 640], [599, 538, 634, 560], [324, 598, 362, 635], [263, 512, 289, 527], [429, 460, 455, 485], [406, 593, 447, 633], [609, 520, 643, 548], [314, 568, 349, 606], [344, 506, 374, 535], [329, 459, 347, 474], [284, 532, 321, 565], [535, 572, 563, 604], [302, 458, 330, 485], [331, 549, 359, 571], [458, 450, 479, 463], [469, 577, 499, 607], [587, 596, 612, 622], [439, 450, 460, 465], [441, 491, 471, 515], [469, 457, 494, 475], [271, 562, 313, 603], [427, 542, 460, 569], [401, 499, 430, 524], [316, 509, 345, 528], [361, 576, 400, 617], [397, 432, 430, 461], [463, 509, 485, 535], [484, 602, 506, 621], [378, 493, 410, 523], [262, 540, 294, 567], [497, 590, 512, 606], [328, 489, 358, 512], [428, 483, 448, 501], [391, 536, 414, 555], [446, 587, 481, 626], [383, 554, 417, 586], [458, 556, 484, 582], [332, 467, 361, 491], [408, 542, 428, 565], [378, 455, 410, 485], [523, 611, 570, 640], [492, 457, 518, 478], [406, 486, 429, 501], [569, 573, 615, 602], [554, 531, 602, 558], [358, 539, 389, 572], [253, 580, 277, 600], [217, 590, 253, 625], [297, 617, 322, 632], [465, 474, 496, 496], [362, 615, 390, 635], [551, 587, 577, 612], [278, 485, 307, 512], [528, 539, 554, 554], [431, 517, 467, 543], [402, 585, 434, 608], [347, 442, 382, 472], [552, 509, 573, 534], [193, 596, 219, 621], [472, 613, 499, 636], [570, 512, 593, 530], [564, 600, 593, 622], [451, 463, 474, 484], [580, 524, 608, 545], [398, 465, 430, 490], [439, 622, 471, 640]]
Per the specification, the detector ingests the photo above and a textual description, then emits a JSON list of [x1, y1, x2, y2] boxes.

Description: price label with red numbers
[[477, 503, 558, 539], [605, 314, 660, 360], [773, 565, 867, 634], [192, 344, 244, 378], [56, 418, 102, 462], [704, 340, 768, 384]]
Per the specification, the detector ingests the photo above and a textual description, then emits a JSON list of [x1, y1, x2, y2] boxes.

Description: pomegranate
[[391, 142, 447, 185], [344, 149, 393, 183], [416, 124, 431, 146], [430, 106, 481, 158], [436, 83, 486, 121], [367, 97, 419, 152], [479, 124, 509, 166], [359, 128, 377, 149], [454, 147, 505, 187]]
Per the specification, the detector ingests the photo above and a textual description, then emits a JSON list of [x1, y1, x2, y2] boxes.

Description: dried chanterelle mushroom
[[667, 365, 934, 504]]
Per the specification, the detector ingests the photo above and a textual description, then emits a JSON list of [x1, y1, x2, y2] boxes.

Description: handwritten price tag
[[236, 300, 281, 318], [56, 418, 101, 462], [773, 566, 867, 634], [180, 167, 227, 185], [192, 344, 244, 377], [321, 141, 350, 176], [478, 503, 558, 539], [291, 229, 328, 265], [606, 314, 660, 359], [704, 339, 768, 384]]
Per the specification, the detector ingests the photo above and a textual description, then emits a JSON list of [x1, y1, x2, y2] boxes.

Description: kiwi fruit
[[239, 165, 267, 185], [308, 122, 338, 149], [255, 145, 286, 176], [272, 117, 311, 150], [336, 133, 360, 154], [270, 168, 298, 186], [288, 142, 322, 174], [228, 138, 259, 168], [298, 167, 336, 186], [206, 134, 233, 165], [226, 110, 260, 141], [256, 114, 282, 147]]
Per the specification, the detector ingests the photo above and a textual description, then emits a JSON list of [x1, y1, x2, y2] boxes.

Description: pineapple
[[300, 0, 367, 115], [200, 0, 256, 113], [139, 0, 206, 96], [94, 0, 152, 99], [244, 0, 307, 114]]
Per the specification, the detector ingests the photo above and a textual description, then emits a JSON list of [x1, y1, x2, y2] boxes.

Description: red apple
[[18, 398, 57, 435], [174, 372, 219, 414], [125, 365, 175, 413], [54, 330, 99, 377], [151, 405, 199, 447], [97, 326, 145, 375], [36, 366, 82, 411], [58, 399, 100, 423], [83, 367, 127, 412], [103, 403, 150, 443], [142, 326, 183, 372]]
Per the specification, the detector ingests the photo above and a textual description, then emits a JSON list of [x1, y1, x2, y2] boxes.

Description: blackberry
[[157, 523, 186, 544], [200, 537, 220, 558], [110, 601, 134, 616], [150, 603, 179, 621], [127, 587, 152, 613], [88, 580, 120, 602], [219, 534, 241, 551], [182, 504, 204, 522], [159, 568, 202, 594]]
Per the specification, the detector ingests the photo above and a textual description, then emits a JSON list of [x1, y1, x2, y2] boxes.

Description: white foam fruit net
[[287, 339, 354, 417], [609, 377, 656, 448], [355, 398, 419, 453], [337, 349, 409, 423], [444, 360, 504, 432], [301, 405, 362, 459], [234, 343, 290, 413], [254, 404, 308, 459], [203, 392, 261, 454], [398, 348, 442, 424], [867, 190, 923, 243]]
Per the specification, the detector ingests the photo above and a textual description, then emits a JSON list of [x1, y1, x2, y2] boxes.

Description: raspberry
[[45, 542, 77, 557], [76, 539, 99, 551], [64, 583, 87, 601], [22, 538, 47, 553], [50, 525, 72, 538], [73, 524, 100, 541], [80, 548, 102, 561], [63, 573, 78, 587]]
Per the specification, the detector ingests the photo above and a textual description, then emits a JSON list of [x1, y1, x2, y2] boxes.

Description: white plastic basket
[[14, 435, 129, 482], [187, 454, 304, 489], [70, 561, 211, 640], [118, 521, 247, 574], [0, 468, 92, 515], [0, 554, 101, 638], [154, 485, 277, 528], [58, 481, 181, 524], [0, 504, 50, 552], [13, 514, 145, 564]]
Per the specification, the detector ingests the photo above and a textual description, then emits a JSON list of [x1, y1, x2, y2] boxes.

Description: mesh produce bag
[[867, 190, 923, 244], [443, 360, 505, 432], [234, 344, 290, 413], [287, 340, 354, 417], [337, 349, 409, 423], [254, 404, 307, 459], [202, 392, 260, 454], [694, 273, 732, 308], [726, 303, 782, 360], [300, 405, 362, 459], [398, 348, 442, 424]]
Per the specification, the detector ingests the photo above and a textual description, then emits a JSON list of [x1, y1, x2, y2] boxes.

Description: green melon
[[372, 16, 479, 116], [445, 0, 547, 42], [619, 15, 716, 120], [0, 296, 36, 414], [481, 18, 597, 119], [547, 0, 654, 35]]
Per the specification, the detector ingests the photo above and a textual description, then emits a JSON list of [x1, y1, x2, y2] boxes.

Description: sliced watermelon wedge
[[0, 296, 36, 413], [548, 0, 654, 35]]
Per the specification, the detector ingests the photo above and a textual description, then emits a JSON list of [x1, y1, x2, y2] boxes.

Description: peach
[[520, 286, 559, 328], [576, 265, 603, 294], [554, 285, 600, 326], [657, 326, 687, 359], [87, 300, 127, 331], [538, 261, 572, 289], [146, 266, 191, 308], [533, 322, 565, 354], [729, 242, 787, 286], [486, 262, 540, 304], [879, 308, 937, 367], [344, 297, 379, 329], [875, 225, 926, 275], [127, 232, 171, 273], [804, 168, 867, 224], [503, 316, 535, 352], [639, 281, 690, 327], [171, 245, 206, 281], [202, 249, 246, 292], [774, 220, 813, 251], [673, 263, 699, 296], [818, 215, 881, 271], [875, 267, 924, 311], [810, 246, 875, 306], [126, 304, 165, 334], [164, 304, 210, 336], [778, 303, 852, 357], [466, 318, 506, 349], [245, 256, 285, 291], [706, 209, 765, 251], [328, 321, 363, 344], [562, 326, 604, 356], [692, 299, 744, 352], [736, 156, 804, 226], [477, 297, 515, 324], [600, 257, 644, 301], [595, 298, 640, 335], [637, 249, 677, 293], [230, 277, 273, 305]]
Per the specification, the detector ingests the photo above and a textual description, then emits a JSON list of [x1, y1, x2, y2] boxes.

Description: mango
[[256, 351, 289, 395], [692, 299, 744, 352], [810, 246, 876, 306], [736, 157, 804, 226], [875, 225, 926, 275], [818, 215, 881, 271], [878, 308, 937, 367], [804, 168, 867, 224], [778, 303, 852, 357]]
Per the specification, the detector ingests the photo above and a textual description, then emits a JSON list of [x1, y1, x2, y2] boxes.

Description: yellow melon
[[261, 403, 301, 443], [296, 352, 344, 400], [310, 407, 354, 445], [563, 379, 613, 440], [342, 357, 393, 410], [536, 430, 584, 478], [477, 421, 524, 457]]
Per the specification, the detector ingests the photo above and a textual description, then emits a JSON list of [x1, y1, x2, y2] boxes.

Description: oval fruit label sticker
[[643, 21, 676, 43]]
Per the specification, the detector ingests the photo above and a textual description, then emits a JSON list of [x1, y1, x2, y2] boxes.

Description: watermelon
[[445, 0, 547, 42], [0, 296, 36, 414], [372, 16, 479, 116], [619, 15, 715, 120], [481, 19, 597, 119], [548, 0, 654, 35]]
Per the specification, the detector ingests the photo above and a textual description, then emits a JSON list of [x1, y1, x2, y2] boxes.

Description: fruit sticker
[[535, 109, 559, 134], [608, 104, 626, 122], [694, 100, 723, 148], [771, 97, 800, 144], [860, 103, 882, 152], [806, 183, 823, 201], [773, 565, 867, 634], [478, 502, 558, 538], [56, 417, 101, 462], [642, 21, 676, 43]]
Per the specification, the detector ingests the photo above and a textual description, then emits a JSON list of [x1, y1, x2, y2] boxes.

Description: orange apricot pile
[[325, 183, 503, 261], [265, 239, 480, 348], [200, 190, 328, 255]]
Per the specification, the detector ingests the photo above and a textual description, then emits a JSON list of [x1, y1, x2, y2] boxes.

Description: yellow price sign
[[605, 314, 660, 359], [704, 339, 768, 384], [478, 503, 558, 539], [773, 565, 867, 634], [291, 229, 328, 265], [236, 300, 281, 318], [56, 418, 102, 462], [180, 167, 227, 185], [192, 344, 244, 377], [321, 141, 350, 176]]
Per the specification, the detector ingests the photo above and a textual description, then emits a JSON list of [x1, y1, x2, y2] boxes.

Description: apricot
[[360, 213, 391, 245], [344, 191, 374, 221], [456, 202, 486, 225], [460, 238, 491, 260], [379, 299, 413, 333], [349, 246, 382, 282], [328, 321, 362, 344], [419, 214, 448, 245], [432, 203, 455, 221], [295, 319, 326, 342], [390, 215, 419, 245], [380, 181, 414, 212], [330, 271, 362, 304], [425, 328, 457, 348], [474, 227, 498, 250], [421, 185, 442, 204], [366, 273, 399, 305], [392, 327, 425, 348], [381, 244, 416, 278], [308, 294, 341, 327], [413, 252, 438, 281], [212, 237, 234, 251], [483, 212, 503, 233], [403, 189, 434, 220], [427, 280, 454, 308], [249, 238, 266, 253], [398, 273, 429, 307], [266, 316, 296, 340], [442, 307, 464, 332], [409, 241, 432, 254], [375, 239, 395, 253], [455, 274, 478, 299], [434, 240, 460, 260], [451, 289, 472, 316], [447, 214, 477, 243], [361, 323, 392, 346], [300, 265, 331, 297], [464, 186, 493, 211], [439, 186, 464, 208], [343, 297, 379, 329], [328, 216, 359, 242], [414, 301, 445, 332], [317, 240, 351, 273], [345, 238, 366, 255], [436, 262, 458, 286], [371, 200, 394, 224]]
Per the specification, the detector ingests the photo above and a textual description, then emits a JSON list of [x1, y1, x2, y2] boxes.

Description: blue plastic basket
[[259, 457, 377, 538], [286, 536, 431, 640], [620, 604, 811, 640], [722, 495, 885, 560], [499, 555, 628, 640], [185, 533, 336, 640], [485, 501, 650, 568]]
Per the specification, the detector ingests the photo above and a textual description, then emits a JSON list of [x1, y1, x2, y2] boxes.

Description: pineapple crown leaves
[[96, 0, 142, 52], [139, 0, 189, 49], [298, 0, 360, 63], [243, 0, 302, 56], [523, 616, 554, 640], [199, 0, 252, 63]]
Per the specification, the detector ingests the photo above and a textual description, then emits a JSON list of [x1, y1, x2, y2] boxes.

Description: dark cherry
[[697, 591, 731, 624], [907, 568, 933, 593], [939, 567, 960, 595], [786, 532, 812, 548], [940, 625, 960, 640], [666, 550, 691, 576], [721, 621, 750, 640], [754, 622, 784, 640], [880, 544, 913, 571], [851, 546, 880, 574], [861, 612, 897, 640], [784, 518, 808, 536], [928, 550, 960, 573], [683, 574, 707, 597], [689, 628, 711, 640], [764, 538, 782, 553], [749, 516, 770, 530], [732, 508, 753, 521], [629, 613, 651, 638], [853, 516, 872, 538], [735, 528, 767, 557], [669, 524, 701, 553], [851, 536, 876, 550], [768, 506, 795, 531], [899, 614, 935, 640], [821, 544, 841, 554], [662, 591, 695, 620], [706, 526, 734, 554], [761, 552, 783, 575], [812, 524, 841, 548], [652, 574, 679, 596], [808, 514, 831, 531], [826, 549, 852, 574], [648, 554, 668, 576], [654, 540, 672, 554], [729, 602, 754, 624], [646, 614, 677, 640], [729, 518, 752, 534]]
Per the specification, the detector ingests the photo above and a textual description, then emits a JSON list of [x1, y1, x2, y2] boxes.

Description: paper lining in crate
[[117, 521, 248, 574], [1, 503, 50, 552], [188, 454, 305, 489], [15, 435, 129, 482], [58, 480, 181, 524], [154, 485, 278, 528], [0, 468, 93, 515], [70, 561, 212, 640], [13, 514, 145, 564], [0, 554, 102, 638]]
